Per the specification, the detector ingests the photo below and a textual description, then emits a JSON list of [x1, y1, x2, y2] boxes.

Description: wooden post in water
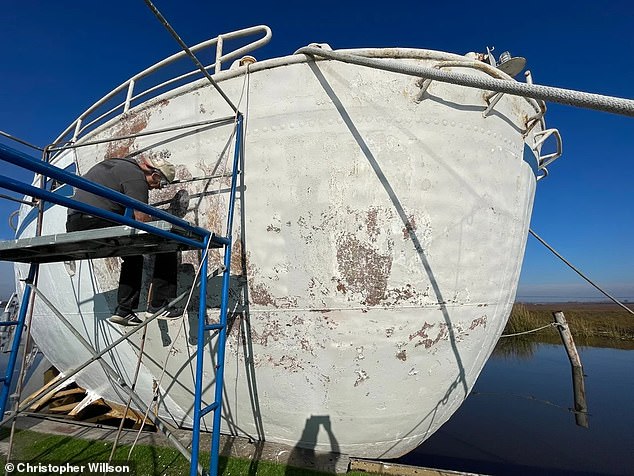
[[552, 311, 589, 428], [553, 311, 582, 367]]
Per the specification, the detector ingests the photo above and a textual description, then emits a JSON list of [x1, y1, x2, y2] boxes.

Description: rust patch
[[402, 214, 417, 240], [104, 111, 150, 159], [409, 322, 449, 348], [385, 284, 415, 305], [469, 315, 487, 330], [336, 280, 347, 294], [321, 313, 339, 330], [336, 233, 392, 306], [251, 320, 281, 346], [266, 355, 304, 372], [396, 350, 407, 361], [250, 282, 275, 306], [274, 296, 298, 309], [307, 277, 330, 300], [230, 239, 244, 275], [201, 194, 225, 249], [300, 338, 311, 352], [366, 208, 380, 241]]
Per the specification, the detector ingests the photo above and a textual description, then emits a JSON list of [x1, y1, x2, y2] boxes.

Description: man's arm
[[121, 174, 151, 222], [134, 210, 153, 222]]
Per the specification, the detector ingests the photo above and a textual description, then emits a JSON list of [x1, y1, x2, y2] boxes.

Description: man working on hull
[[66, 155, 182, 326]]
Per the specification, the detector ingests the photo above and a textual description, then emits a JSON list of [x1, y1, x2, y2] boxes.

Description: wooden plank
[[26, 377, 74, 412], [50, 387, 85, 399], [47, 402, 81, 414], [349, 458, 480, 475]]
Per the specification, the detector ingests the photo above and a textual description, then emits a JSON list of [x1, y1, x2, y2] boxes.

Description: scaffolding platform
[[0, 220, 220, 264]]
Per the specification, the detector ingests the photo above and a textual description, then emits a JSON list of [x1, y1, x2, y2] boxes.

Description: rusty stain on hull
[[250, 282, 275, 306], [230, 239, 244, 275], [409, 322, 449, 349], [402, 214, 417, 240], [366, 208, 380, 242], [104, 111, 151, 159], [336, 233, 392, 306], [469, 315, 487, 330]]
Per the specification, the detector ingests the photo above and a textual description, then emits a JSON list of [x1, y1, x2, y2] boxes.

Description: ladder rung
[[204, 323, 224, 331], [0, 322, 18, 327], [200, 401, 219, 418]]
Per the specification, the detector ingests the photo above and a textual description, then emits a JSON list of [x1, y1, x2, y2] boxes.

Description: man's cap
[[146, 156, 176, 183]]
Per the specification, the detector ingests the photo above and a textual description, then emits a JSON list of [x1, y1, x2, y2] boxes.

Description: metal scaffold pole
[[190, 113, 243, 476]]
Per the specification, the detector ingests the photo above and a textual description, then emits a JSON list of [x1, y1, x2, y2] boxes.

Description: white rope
[[295, 46, 634, 117], [500, 322, 559, 338]]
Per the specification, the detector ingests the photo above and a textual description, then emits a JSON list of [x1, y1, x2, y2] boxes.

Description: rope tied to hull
[[296, 46, 634, 117], [500, 321, 560, 338]]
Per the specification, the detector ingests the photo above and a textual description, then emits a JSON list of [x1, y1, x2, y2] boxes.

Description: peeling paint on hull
[[15, 48, 542, 459]]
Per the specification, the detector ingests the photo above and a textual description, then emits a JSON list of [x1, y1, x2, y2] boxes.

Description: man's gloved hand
[[168, 189, 190, 217]]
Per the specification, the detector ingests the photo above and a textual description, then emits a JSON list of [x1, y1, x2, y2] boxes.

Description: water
[[395, 342, 634, 475]]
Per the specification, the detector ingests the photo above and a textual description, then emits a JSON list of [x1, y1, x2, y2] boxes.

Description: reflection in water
[[285, 415, 340, 475], [492, 337, 538, 359], [395, 341, 634, 475], [495, 334, 590, 429], [571, 365, 589, 428]]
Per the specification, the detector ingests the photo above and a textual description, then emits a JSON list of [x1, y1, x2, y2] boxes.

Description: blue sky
[[0, 0, 632, 302]]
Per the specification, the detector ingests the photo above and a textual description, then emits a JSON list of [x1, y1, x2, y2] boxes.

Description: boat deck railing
[[51, 25, 270, 150]]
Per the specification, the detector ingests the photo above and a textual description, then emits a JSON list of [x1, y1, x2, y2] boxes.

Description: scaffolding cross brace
[[0, 114, 243, 476]]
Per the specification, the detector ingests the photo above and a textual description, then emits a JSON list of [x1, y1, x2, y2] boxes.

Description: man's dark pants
[[66, 214, 177, 315]]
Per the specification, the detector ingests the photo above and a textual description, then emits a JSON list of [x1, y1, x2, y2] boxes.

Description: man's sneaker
[[146, 306, 184, 320], [109, 311, 143, 326]]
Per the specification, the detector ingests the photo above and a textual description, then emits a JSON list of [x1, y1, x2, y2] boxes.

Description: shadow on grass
[[2, 430, 358, 475]]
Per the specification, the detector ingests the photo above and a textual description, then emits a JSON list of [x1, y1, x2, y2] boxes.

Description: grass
[[502, 302, 634, 349], [0, 428, 376, 476]]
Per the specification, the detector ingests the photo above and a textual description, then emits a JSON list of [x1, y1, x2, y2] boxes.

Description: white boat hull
[[15, 49, 542, 458]]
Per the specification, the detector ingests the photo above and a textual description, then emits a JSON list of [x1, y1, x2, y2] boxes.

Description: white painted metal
[[14, 47, 549, 459]]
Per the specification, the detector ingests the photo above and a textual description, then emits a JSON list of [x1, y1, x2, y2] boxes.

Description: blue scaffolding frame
[[0, 114, 243, 476]]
